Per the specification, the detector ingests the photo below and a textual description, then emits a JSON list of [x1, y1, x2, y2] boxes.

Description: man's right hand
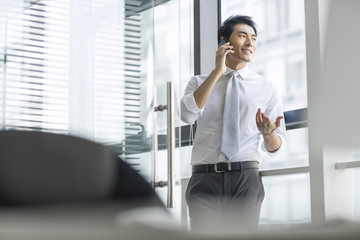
[[215, 41, 234, 75], [193, 41, 234, 109]]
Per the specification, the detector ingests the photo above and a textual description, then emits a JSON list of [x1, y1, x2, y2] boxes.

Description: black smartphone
[[219, 39, 231, 56], [219, 39, 227, 47]]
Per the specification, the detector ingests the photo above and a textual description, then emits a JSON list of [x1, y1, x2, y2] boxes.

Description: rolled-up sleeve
[[259, 86, 287, 157], [180, 77, 204, 124], [259, 132, 286, 157]]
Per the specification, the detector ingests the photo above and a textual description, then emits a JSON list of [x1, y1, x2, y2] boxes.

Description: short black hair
[[217, 15, 257, 44]]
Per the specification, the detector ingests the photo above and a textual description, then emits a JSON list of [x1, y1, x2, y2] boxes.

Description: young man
[[181, 15, 286, 234]]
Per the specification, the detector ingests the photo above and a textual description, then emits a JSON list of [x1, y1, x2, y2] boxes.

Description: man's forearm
[[193, 69, 223, 109], [262, 132, 282, 152]]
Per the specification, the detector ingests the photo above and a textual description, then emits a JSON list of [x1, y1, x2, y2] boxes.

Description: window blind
[[0, 0, 142, 148]]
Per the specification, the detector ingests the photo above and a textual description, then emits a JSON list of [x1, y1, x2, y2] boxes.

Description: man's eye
[[252, 38, 257, 41]]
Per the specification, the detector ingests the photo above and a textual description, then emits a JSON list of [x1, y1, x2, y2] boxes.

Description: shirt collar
[[224, 66, 251, 80]]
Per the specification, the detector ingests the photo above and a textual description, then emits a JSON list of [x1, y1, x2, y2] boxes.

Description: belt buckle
[[214, 162, 232, 173]]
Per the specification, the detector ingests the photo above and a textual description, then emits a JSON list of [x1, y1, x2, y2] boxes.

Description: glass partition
[[354, 168, 360, 218], [221, 0, 310, 226], [260, 173, 311, 226], [260, 127, 309, 170], [151, 0, 193, 222], [352, 151, 360, 218], [221, 0, 309, 171], [221, 0, 307, 111], [1, 0, 194, 226]]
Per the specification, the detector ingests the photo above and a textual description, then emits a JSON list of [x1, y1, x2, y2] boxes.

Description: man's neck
[[225, 59, 248, 70]]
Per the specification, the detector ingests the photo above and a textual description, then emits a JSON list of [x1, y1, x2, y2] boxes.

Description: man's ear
[[220, 36, 228, 42]]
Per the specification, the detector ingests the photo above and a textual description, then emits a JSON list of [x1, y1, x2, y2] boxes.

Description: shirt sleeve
[[259, 132, 286, 157], [180, 76, 204, 124], [259, 85, 287, 157]]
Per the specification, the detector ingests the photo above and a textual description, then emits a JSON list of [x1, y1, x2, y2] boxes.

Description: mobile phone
[[219, 39, 227, 47], [219, 39, 231, 56]]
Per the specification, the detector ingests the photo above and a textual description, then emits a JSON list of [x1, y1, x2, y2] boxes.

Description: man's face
[[227, 24, 257, 63]]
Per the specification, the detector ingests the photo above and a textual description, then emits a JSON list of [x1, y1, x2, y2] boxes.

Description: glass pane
[[1, 0, 128, 141], [260, 127, 309, 170], [260, 173, 311, 226], [151, 0, 193, 225], [121, 1, 154, 177], [352, 151, 360, 218], [354, 168, 360, 218], [221, 0, 307, 111], [221, 0, 309, 170]]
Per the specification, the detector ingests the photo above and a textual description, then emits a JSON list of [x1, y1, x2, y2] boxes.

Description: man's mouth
[[242, 49, 253, 54]]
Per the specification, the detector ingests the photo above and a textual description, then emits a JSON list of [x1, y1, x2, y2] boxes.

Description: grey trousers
[[185, 168, 264, 234]]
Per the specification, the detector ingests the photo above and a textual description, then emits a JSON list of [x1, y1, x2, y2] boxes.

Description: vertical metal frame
[[194, 0, 201, 75]]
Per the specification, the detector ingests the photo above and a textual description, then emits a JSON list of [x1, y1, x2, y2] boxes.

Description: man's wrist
[[212, 68, 225, 77], [261, 131, 276, 138], [262, 131, 282, 152]]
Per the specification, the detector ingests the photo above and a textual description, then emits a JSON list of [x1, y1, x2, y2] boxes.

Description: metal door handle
[[166, 82, 175, 208], [153, 82, 175, 208]]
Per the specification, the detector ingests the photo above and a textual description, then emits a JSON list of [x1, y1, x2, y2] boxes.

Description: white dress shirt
[[181, 66, 286, 165]]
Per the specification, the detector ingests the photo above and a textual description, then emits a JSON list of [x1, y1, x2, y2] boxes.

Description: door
[[0, 0, 193, 225], [120, 0, 194, 228]]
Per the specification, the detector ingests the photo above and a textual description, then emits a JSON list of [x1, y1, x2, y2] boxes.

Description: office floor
[[1, 202, 360, 240]]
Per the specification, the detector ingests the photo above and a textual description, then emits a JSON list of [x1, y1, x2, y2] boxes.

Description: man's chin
[[243, 56, 253, 62], [229, 55, 253, 63]]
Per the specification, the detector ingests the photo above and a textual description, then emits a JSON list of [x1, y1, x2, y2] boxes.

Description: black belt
[[192, 161, 259, 174]]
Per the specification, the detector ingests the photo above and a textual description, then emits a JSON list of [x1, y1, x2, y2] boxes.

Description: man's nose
[[245, 36, 253, 46]]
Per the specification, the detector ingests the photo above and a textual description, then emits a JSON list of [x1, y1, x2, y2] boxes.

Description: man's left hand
[[255, 108, 283, 136]]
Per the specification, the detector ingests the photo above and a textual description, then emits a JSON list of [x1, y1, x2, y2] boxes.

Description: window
[[260, 173, 311, 225], [0, 0, 130, 145], [221, 0, 307, 111], [221, 0, 310, 225], [221, 0, 309, 167], [351, 151, 360, 218], [355, 168, 360, 218]]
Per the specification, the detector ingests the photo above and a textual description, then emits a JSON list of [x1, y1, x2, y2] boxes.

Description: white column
[[305, 0, 360, 223], [304, 0, 326, 224], [320, 0, 360, 221]]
